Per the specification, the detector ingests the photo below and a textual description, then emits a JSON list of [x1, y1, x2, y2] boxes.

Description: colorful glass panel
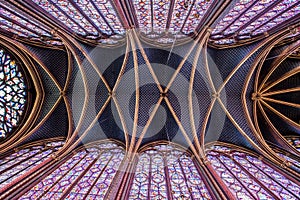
[[0, 141, 64, 189], [72, 0, 111, 35], [0, 4, 51, 37], [0, 49, 26, 138], [212, 0, 254, 35], [133, 0, 152, 34], [21, 142, 125, 199], [207, 145, 300, 199], [242, 0, 299, 36], [31, 0, 86, 35], [182, 0, 214, 35], [0, 16, 38, 38], [277, 153, 300, 171], [169, 0, 194, 34], [129, 144, 211, 199], [224, 0, 274, 36], [211, 0, 300, 44], [92, 0, 125, 34], [287, 137, 300, 151], [152, 0, 170, 33]]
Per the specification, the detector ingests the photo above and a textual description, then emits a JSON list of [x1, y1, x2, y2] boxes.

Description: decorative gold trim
[[216, 98, 281, 164], [164, 97, 202, 162], [127, 30, 140, 155], [262, 96, 300, 108], [262, 87, 300, 96], [261, 66, 300, 94], [189, 31, 211, 158], [241, 30, 298, 165], [217, 30, 290, 94], [0, 35, 44, 152], [164, 28, 208, 93], [54, 36, 90, 157], [260, 99, 300, 129], [133, 97, 164, 154], [56, 31, 112, 93], [258, 40, 300, 92], [256, 101, 300, 166]]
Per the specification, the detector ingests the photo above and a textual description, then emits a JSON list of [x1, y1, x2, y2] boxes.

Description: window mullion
[[163, 153, 173, 200], [38, 151, 89, 198], [230, 154, 280, 200], [216, 154, 257, 200], [83, 151, 114, 198]]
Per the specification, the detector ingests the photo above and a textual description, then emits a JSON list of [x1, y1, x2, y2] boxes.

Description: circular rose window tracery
[[0, 49, 27, 138]]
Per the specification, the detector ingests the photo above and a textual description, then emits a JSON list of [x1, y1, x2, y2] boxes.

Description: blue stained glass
[[0, 49, 26, 138]]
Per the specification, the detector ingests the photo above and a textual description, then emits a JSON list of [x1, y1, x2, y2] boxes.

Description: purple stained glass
[[21, 142, 125, 199], [0, 49, 26, 138], [277, 153, 300, 171], [223, 0, 274, 36], [211, 0, 300, 44], [169, 0, 194, 34], [212, 0, 254, 35], [0, 141, 64, 189], [243, 0, 299, 36], [31, 0, 86, 35], [133, 0, 152, 34], [0, 16, 38, 37], [72, 0, 111, 35], [129, 144, 212, 199], [287, 137, 300, 151], [207, 145, 300, 199], [93, 0, 125, 34], [153, 0, 170, 33], [207, 153, 255, 199], [182, 0, 214, 35], [0, 4, 51, 38]]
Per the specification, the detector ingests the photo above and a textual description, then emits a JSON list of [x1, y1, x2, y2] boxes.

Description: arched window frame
[[15, 139, 127, 199], [269, 142, 300, 173], [205, 142, 300, 199], [0, 137, 65, 199], [209, 0, 300, 48], [124, 141, 217, 199]]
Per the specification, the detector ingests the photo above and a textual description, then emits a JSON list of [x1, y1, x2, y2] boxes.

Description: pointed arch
[[0, 138, 65, 196], [127, 141, 213, 199], [206, 143, 300, 199], [19, 140, 126, 199]]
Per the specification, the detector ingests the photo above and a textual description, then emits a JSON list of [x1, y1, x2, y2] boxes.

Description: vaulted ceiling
[[0, 0, 299, 165]]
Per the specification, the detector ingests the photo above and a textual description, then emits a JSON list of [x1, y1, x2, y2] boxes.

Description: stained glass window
[[129, 144, 211, 199], [132, 0, 214, 43], [207, 145, 300, 199], [287, 137, 300, 152], [211, 0, 300, 45], [0, 140, 64, 189], [0, 49, 26, 138], [21, 142, 125, 199], [30, 0, 125, 37], [277, 153, 300, 171], [0, 2, 63, 45]]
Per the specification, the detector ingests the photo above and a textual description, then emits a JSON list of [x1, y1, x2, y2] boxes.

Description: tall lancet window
[[129, 143, 212, 199], [21, 141, 125, 199], [0, 49, 26, 139], [0, 140, 64, 190], [207, 145, 300, 199]]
